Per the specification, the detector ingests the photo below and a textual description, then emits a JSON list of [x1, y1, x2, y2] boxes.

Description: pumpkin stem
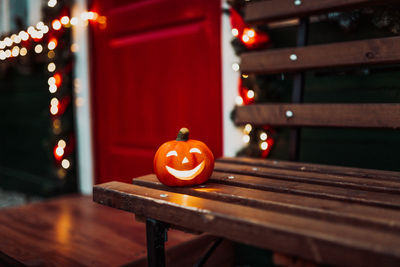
[[176, 128, 189, 141]]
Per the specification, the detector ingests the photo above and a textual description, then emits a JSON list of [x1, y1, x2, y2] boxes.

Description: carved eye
[[166, 150, 178, 157], [190, 148, 202, 154]]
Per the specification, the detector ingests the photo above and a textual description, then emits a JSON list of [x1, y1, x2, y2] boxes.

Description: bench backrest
[[234, 0, 400, 164]]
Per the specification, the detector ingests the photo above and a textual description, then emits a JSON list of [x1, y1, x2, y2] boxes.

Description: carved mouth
[[165, 161, 205, 180]]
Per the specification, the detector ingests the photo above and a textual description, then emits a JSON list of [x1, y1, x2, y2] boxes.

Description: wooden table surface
[[0, 194, 195, 266]]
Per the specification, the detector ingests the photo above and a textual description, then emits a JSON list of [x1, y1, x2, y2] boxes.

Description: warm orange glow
[[193, 187, 221, 193], [97, 16, 107, 24], [53, 73, 62, 87], [241, 28, 257, 45], [52, 20, 62, 30], [55, 208, 71, 244]]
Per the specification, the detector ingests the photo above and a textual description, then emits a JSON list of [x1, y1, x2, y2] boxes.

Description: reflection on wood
[[0, 195, 194, 266]]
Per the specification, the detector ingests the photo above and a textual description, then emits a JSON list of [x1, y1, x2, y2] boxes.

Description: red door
[[90, 0, 222, 183]]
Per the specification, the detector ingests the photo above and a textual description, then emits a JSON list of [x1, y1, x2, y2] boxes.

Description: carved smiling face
[[154, 128, 214, 187]]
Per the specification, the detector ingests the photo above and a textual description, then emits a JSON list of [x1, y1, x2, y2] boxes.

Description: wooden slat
[[132, 174, 400, 232], [213, 161, 400, 194], [217, 157, 400, 181], [235, 103, 400, 128], [93, 182, 400, 267], [209, 171, 400, 209], [244, 0, 397, 23], [240, 36, 400, 74]]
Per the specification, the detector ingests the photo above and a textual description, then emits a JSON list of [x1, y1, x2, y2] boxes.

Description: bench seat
[[93, 157, 400, 267]]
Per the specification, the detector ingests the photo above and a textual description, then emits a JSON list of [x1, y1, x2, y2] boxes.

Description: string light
[[52, 20, 62, 30], [61, 159, 70, 169], [243, 135, 250, 143], [231, 28, 239, 37], [1, 10, 105, 63], [0, 51, 6, 60], [48, 62, 56, 72], [12, 34, 21, 44], [48, 77, 56, 86], [20, 47, 27, 56], [58, 139, 66, 148], [4, 37, 12, 47], [232, 63, 240, 72], [34, 44, 43, 53], [247, 90, 255, 99], [50, 97, 59, 115], [70, 43, 78, 53], [260, 141, 269, 150], [244, 124, 252, 133], [48, 0, 57, 8], [19, 31, 29, 41], [49, 84, 57, 93], [70, 17, 78, 26], [235, 95, 244, 105], [55, 147, 64, 157], [60, 16, 70, 25], [36, 21, 45, 30], [50, 105, 59, 115], [48, 38, 58, 50], [260, 132, 268, 141], [48, 50, 55, 58], [11, 47, 19, 57], [51, 97, 59, 106]]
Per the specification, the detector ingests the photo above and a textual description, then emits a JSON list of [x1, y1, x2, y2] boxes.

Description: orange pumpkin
[[153, 128, 214, 186]]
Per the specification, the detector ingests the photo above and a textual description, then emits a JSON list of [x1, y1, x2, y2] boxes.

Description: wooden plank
[[209, 171, 400, 209], [93, 182, 400, 267], [217, 157, 400, 181], [235, 103, 400, 128], [213, 161, 400, 194], [240, 36, 400, 74], [244, 0, 397, 23], [132, 174, 400, 232], [0, 195, 194, 266]]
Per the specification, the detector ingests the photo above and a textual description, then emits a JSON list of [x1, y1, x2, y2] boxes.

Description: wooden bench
[[94, 1, 400, 266]]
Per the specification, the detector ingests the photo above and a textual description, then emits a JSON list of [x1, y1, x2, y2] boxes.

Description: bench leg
[[146, 218, 168, 267]]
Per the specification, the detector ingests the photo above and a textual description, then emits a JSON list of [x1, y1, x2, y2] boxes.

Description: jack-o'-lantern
[[153, 128, 214, 186]]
